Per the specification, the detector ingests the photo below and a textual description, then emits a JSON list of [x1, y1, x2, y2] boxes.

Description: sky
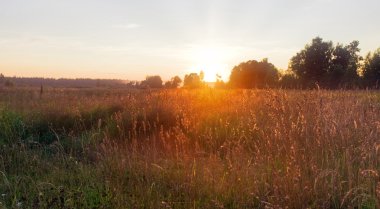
[[0, 0, 379, 82]]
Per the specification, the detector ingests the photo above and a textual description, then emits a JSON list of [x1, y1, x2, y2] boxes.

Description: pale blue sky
[[0, 0, 379, 81]]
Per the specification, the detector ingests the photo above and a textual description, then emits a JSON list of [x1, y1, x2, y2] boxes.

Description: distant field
[[0, 88, 379, 208]]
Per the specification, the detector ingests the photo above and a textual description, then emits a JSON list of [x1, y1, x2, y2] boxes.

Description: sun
[[188, 46, 231, 82]]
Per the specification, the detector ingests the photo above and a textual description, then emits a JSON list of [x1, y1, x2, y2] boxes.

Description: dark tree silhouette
[[229, 58, 278, 88], [0, 77, 129, 88], [328, 41, 361, 88], [183, 72, 205, 88], [279, 72, 299, 88], [289, 37, 361, 88], [141, 75, 163, 88], [164, 76, 182, 88], [289, 37, 333, 87], [0, 73, 4, 84], [362, 48, 380, 88]]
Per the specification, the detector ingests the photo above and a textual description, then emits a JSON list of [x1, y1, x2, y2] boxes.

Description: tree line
[[0, 75, 129, 88], [136, 37, 380, 89], [232, 37, 380, 89], [1, 37, 380, 89]]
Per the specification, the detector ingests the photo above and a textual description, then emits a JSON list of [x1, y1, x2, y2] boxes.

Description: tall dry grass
[[0, 87, 379, 208]]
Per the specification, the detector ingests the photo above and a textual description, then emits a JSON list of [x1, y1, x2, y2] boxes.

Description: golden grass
[[0, 87, 379, 208]]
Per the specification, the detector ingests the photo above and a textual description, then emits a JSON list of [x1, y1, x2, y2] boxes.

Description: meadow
[[0, 87, 379, 208]]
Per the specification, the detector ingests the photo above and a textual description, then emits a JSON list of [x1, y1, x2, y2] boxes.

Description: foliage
[[279, 71, 299, 88], [289, 37, 361, 88], [329, 41, 361, 88], [362, 48, 380, 87], [183, 72, 205, 88], [164, 76, 182, 88], [140, 75, 163, 88], [229, 58, 279, 88]]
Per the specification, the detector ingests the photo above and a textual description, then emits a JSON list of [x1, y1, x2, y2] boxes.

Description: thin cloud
[[112, 23, 141, 29]]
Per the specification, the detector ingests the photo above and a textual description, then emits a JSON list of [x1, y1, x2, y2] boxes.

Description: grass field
[[0, 88, 379, 208]]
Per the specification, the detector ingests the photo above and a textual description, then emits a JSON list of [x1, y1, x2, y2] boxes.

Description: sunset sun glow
[[189, 46, 231, 82]]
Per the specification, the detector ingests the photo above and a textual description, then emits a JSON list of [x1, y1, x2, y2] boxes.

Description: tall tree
[[362, 48, 380, 87], [328, 41, 361, 88], [229, 58, 279, 88], [141, 75, 163, 88], [164, 76, 182, 88], [289, 37, 333, 87], [289, 37, 361, 88], [183, 72, 205, 88]]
